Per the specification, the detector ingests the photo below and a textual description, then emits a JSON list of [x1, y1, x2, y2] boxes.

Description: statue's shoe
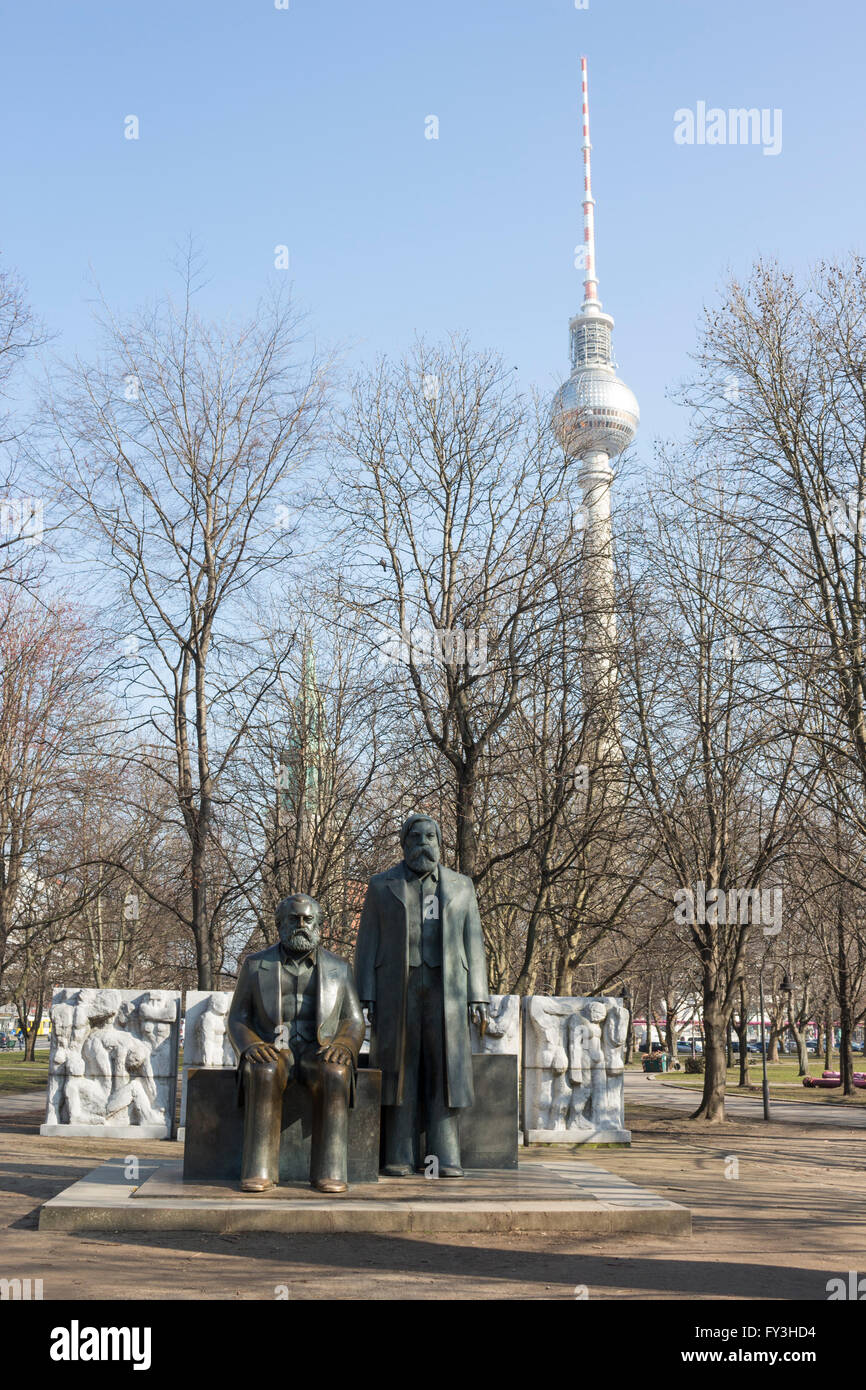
[[240, 1177, 274, 1193], [382, 1164, 413, 1177], [438, 1166, 465, 1178], [313, 1178, 348, 1194]]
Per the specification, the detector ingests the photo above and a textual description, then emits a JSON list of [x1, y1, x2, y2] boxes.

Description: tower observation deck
[[551, 56, 639, 468]]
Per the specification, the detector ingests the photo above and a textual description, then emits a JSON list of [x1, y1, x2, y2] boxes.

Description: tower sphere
[[551, 55, 639, 466], [552, 365, 639, 460]]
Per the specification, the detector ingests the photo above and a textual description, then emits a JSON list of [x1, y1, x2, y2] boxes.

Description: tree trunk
[[787, 991, 810, 1077], [839, 1007, 854, 1094], [735, 986, 750, 1086], [795, 1028, 809, 1076], [455, 761, 478, 879], [824, 1006, 833, 1072], [692, 970, 727, 1121], [837, 897, 855, 1095], [15, 997, 43, 1062], [767, 1022, 780, 1064], [624, 1006, 634, 1065], [555, 938, 575, 996], [512, 888, 548, 995], [191, 829, 213, 991]]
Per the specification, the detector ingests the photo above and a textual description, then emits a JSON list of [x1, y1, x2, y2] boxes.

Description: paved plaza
[[626, 1072, 866, 1128], [2, 1089, 864, 1299]]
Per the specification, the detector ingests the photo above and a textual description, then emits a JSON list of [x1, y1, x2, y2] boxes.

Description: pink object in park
[[803, 1071, 866, 1089]]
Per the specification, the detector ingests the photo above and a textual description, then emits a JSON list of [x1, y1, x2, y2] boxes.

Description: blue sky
[[2, 0, 865, 453]]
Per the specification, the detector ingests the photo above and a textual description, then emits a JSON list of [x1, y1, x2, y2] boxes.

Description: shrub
[[684, 1056, 706, 1074]]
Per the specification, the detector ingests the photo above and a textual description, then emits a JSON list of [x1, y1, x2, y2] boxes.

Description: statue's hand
[[318, 1042, 354, 1067], [244, 1042, 281, 1065], [469, 1002, 489, 1035]]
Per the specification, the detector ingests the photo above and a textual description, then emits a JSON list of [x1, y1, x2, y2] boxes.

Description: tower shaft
[[551, 57, 639, 780], [578, 453, 620, 774]]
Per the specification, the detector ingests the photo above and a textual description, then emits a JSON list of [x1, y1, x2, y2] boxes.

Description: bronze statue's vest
[[406, 876, 443, 969]]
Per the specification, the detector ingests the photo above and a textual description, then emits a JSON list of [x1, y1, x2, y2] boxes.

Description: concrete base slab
[[525, 1128, 631, 1145], [38, 1156, 690, 1236], [39, 1124, 171, 1139]]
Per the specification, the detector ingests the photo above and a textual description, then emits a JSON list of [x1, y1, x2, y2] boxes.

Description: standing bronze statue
[[228, 894, 365, 1194], [355, 813, 489, 1176]]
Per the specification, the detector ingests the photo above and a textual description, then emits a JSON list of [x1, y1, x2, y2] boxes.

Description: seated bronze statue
[[228, 894, 365, 1193]]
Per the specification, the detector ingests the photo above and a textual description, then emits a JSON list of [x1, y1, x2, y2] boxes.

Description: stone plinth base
[[39, 1123, 171, 1139], [183, 1066, 382, 1185], [525, 1127, 631, 1146], [178, 1062, 236, 1134], [38, 1156, 690, 1235], [354, 1051, 519, 1170], [448, 1052, 519, 1169]]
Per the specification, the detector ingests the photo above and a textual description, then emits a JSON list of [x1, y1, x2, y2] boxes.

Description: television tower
[[551, 56, 639, 775]]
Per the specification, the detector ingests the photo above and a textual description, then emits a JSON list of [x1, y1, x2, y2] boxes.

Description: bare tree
[[686, 254, 866, 1097], [619, 458, 810, 1120], [0, 262, 43, 444], [0, 263, 51, 587], [222, 587, 403, 960], [331, 336, 582, 881], [0, 588, 106, 1010], [42, 264, 329, 986]]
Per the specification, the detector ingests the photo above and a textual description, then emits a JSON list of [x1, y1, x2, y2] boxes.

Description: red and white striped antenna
[[580, 55, 600, 312]]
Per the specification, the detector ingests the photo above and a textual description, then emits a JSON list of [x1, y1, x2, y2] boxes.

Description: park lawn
[[627, 1058, 811, 1082], [662, 1061, 817, 1084], [658, 1060, 866, 1104], [0, 1055, 49, 1094]]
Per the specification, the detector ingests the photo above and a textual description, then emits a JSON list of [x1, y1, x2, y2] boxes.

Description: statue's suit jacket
[[354, 862, 489, 1108], [228, 944, 365, 1103]]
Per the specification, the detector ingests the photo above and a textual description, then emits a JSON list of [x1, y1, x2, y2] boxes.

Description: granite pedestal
[[183, 1066, 382, 1184], [452, 1052, 518, 1169], [359, 1050, 518, 1170]]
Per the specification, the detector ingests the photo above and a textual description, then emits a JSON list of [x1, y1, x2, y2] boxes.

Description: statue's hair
[[275, 893, 322, 924], [400, 812, 442, 847]]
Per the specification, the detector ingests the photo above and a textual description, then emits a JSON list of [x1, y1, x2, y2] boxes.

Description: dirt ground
[[1, 1099, 864, 1300]]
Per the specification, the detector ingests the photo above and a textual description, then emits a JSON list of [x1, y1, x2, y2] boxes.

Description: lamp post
[[758, 970, 771, 1121]]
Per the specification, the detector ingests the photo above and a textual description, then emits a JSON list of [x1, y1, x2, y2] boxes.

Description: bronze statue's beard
[[281, 926, 320, 955], [406, 848, 438, 873]]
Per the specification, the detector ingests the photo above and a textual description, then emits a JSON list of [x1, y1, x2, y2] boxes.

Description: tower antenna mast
[[580, 55, 600, 313]]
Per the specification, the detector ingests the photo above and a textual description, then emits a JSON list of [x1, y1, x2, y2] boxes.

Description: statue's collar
[[404, 860, 439, 885]]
